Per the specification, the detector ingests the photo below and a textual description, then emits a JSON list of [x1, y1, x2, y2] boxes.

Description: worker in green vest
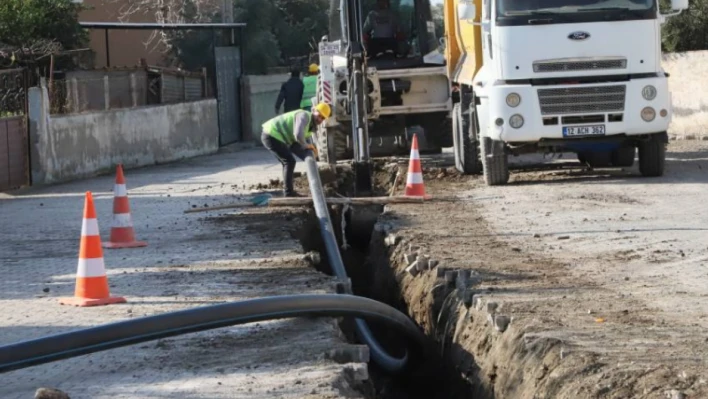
[[300, 64, 319, 111], [261, 102, 332, 197]]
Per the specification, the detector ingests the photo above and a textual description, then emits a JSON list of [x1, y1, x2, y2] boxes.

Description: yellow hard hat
[[314, 103, 331, 119], [309, 63, 319, 74]]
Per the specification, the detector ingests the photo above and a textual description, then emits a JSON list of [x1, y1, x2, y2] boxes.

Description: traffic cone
[[404, 134, 430, 198], [103, 164, 147, 249], [60, 192, 126, 307]]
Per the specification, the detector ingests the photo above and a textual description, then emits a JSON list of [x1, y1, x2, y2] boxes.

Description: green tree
[[272, 0, 329, 66], [169, 0, 330, 74], [0, 0, 87, 67], [661, 0, 708, 52], [234, 0, 282, 74]]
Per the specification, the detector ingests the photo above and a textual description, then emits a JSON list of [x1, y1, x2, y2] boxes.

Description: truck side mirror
[[670, 0, 688, 10], [457, 2, 477, 22], [661, 0, 688, 19]]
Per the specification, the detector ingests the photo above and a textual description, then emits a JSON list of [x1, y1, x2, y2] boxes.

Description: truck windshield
[[497, 0, 656, 22], [362, 0, 431, 59]]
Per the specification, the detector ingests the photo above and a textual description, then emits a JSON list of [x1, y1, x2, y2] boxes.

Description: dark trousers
[[261, 132, 310, 195], [367, 38, 398, 57]]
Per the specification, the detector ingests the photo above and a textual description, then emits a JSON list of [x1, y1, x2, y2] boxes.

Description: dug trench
[[293, 162, 476, 399], [291, 160, 704, 399]]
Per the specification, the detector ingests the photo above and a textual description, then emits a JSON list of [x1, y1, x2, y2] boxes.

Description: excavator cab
[[329, 0, 438, 70]]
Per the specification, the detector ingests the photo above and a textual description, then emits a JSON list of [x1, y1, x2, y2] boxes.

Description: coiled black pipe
[[304, 156, 409, 373], [0, 294, 425, 374]]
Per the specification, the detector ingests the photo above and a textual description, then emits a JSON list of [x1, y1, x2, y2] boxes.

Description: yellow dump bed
[[444, 0, 484, 85]]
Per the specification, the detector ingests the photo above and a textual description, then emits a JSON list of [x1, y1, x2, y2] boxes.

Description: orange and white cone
[[404, 134, 430, 198], [103, 164, 147, 249], [60, 192, 127, 307]]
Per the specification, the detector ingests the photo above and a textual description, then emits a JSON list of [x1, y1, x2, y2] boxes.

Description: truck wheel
[[480, 136, 509, 186], [452, 104, 481, 175], [611, 146, 636, 167], [424, 117, 453, 148], [638, 138, 666, 177], [578, 151, 612, 168]]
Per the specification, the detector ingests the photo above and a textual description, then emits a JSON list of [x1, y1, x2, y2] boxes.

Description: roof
[[79, 22, 246, 30]]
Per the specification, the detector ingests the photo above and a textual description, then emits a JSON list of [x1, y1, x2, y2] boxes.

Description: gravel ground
[[369, 141, 708, 398], [0, 149, 368, 399]]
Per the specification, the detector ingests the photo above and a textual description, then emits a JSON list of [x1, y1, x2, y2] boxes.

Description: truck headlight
[[641, 107, 656, 122], [642, 85, 657, 101], [509, 114, 524, 128], [506, 93, 521, 108]]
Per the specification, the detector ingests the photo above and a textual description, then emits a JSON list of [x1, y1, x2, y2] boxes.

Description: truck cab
[[447, 0, 689, 185]]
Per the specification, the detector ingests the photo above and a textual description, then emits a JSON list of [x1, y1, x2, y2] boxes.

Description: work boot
[[284, 191, 304, 198]]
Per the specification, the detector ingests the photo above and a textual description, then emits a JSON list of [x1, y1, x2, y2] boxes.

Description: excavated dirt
[[363, 143, 708, 398], [235, 143, 708, 398]]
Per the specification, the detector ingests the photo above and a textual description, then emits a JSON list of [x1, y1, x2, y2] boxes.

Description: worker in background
[[275, 68, 304, 114], [261, 103, 332, 197], [363, 0, 402, 57], [301, 64, 319, 111]]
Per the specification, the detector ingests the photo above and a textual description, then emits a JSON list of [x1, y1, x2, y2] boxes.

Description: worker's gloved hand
[[304, 144, 319, 160]]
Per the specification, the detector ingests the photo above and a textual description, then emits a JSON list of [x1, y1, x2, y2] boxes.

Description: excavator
[[315, 0, 450, 194]]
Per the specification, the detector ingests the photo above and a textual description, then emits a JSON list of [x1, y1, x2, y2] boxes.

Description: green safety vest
[[301, 75, 318, 109], [263, 110, 314, 145]]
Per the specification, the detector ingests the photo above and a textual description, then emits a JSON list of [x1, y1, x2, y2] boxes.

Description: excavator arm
[[340, 0, 374, 195]]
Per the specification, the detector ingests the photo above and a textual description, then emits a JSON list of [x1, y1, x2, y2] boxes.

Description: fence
[[48, 66, 210, 115], [0, 68, 28, 117], [0, 68, 30, 191], [29, 84, 219, 185]]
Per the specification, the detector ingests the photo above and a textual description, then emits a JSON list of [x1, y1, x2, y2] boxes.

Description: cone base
[[59, 296, 126, 307], [103, 240, 147, 249], [401, 193, 433, 199]]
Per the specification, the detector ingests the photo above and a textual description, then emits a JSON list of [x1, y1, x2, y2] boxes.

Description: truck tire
[[452, 104, 481, 175], [423, 117, 453, 149], [480, 136, 509, 186], [638, 138, 666, 177], [611, 146, 636, 167], [578, 151, 612, 168]]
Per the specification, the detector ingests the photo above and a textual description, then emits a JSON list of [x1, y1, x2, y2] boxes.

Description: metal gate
[[214, 46, 243, 146], [0, 69, 30, 191]]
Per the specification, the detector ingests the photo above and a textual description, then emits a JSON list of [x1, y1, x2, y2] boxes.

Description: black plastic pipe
[[0, 294, 425, 374], [304, 156, 409, 373]]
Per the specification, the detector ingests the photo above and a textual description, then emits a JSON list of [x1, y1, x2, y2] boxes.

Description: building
[[78, 0, 170, 68]]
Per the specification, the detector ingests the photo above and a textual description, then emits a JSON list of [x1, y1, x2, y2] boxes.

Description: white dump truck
[[445, 0, 689, 185]]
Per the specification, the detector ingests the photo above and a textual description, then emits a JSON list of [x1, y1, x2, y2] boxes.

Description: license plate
[[563, 125, 606, 137]]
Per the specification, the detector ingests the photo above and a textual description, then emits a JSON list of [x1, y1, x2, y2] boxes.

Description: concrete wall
[[242, 74, 289, 143], [29, 86, 219, 185], [663, 51, 708, 140]]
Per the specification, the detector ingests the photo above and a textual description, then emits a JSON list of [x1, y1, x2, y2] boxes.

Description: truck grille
[[537, 85, 626, 115], [533, 59, 627, 73]]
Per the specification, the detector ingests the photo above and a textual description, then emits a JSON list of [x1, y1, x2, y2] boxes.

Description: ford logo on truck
[[568, 31, 590, 41]]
